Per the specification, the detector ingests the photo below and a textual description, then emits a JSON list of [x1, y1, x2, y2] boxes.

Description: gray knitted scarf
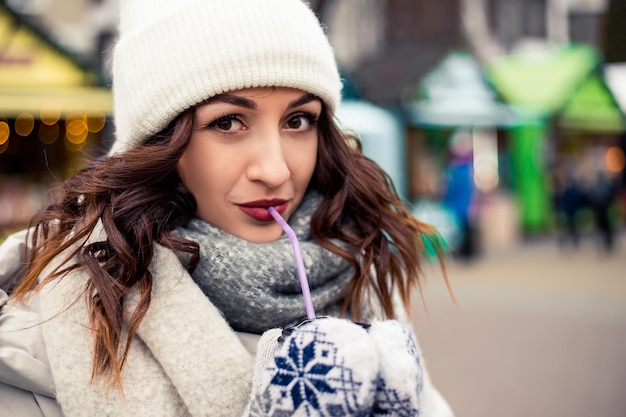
[[174, 191, 361, 334]]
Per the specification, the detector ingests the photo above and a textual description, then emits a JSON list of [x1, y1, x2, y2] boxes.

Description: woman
[[0, 0, 454, 416]]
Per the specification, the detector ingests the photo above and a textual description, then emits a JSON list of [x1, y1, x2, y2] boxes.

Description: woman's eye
[[285, 114, 316, 130], [208, 116, 244, 132]]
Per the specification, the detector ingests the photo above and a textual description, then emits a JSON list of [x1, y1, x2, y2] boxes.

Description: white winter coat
[[0, 228, 455, 417]]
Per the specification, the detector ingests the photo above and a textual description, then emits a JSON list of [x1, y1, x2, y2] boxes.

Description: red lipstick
[[238, 199, 288, 222]]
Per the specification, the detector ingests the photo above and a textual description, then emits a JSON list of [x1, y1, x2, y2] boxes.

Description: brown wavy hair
[[12, 101, 448, 386]]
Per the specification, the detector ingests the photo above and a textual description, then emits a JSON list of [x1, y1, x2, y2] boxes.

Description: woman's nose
[[246, 133, 290, 188]]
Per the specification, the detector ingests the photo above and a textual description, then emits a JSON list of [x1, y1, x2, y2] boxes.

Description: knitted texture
[[110, 0, 342, 154], [369, 320, 424, 416], [246, 318, 378, 416], [37, 224, 254, 417], [175, 191, 369, 334], [244, 319, 429, 417]]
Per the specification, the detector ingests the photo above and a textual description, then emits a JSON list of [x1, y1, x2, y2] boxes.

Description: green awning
[[486, 44, 600, 115], [559, 74, 625, 133]]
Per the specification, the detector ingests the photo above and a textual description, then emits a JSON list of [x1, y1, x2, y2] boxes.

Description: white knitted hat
[[110, 0, 342, 154]]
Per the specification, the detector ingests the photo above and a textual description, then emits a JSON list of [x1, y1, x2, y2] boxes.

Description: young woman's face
[[178, 87, 321, 242]]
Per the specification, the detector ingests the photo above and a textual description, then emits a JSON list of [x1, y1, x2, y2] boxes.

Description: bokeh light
[[38, 123, 60, 144], [65, 112, 88, 145], [87, 111, 106, 133], [15, 113, 35, 136], [0, 121, 9, 146], [0, 121, 9, 154], [40, 102, 61, 125], [605, 146, 625, 173]]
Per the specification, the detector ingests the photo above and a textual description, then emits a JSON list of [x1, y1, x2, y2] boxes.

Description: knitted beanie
[[110, 0, 342, 154]]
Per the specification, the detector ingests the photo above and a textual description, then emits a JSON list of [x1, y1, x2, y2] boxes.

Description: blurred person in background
[[553, 161, 585, 249], [586, 166, 619, 253], [0, 1, 455, 416], [442, 129, 479, 260]]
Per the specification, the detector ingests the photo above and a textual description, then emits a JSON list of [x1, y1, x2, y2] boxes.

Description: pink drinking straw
[[267, 207, 316, 320]]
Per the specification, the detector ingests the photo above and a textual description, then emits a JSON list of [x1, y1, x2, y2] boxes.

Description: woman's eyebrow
[[288, 93, 319, 109], [204, 94, 257, 109], [201, 92, 319, 110]]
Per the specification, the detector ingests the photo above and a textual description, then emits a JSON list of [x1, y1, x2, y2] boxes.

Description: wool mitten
[[368, 320, 424, 417], [244, 317, 379, 417]]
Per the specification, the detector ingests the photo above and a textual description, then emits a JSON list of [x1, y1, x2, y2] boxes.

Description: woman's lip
[[239, 199, 288, 208], [237, 200, 288, 222]]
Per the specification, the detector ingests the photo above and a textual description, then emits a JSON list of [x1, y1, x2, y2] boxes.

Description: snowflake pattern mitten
[[368, 320, 424, 417], [245, 317, 379, 417]]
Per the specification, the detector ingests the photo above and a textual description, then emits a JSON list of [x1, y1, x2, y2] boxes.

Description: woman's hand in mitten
[[370, 320, 457, 417], [368, 320, 425, 417], [243, 317, 379, 417]]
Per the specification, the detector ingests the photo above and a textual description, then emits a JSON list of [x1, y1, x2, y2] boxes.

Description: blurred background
[[0, 0, 624, 415]]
